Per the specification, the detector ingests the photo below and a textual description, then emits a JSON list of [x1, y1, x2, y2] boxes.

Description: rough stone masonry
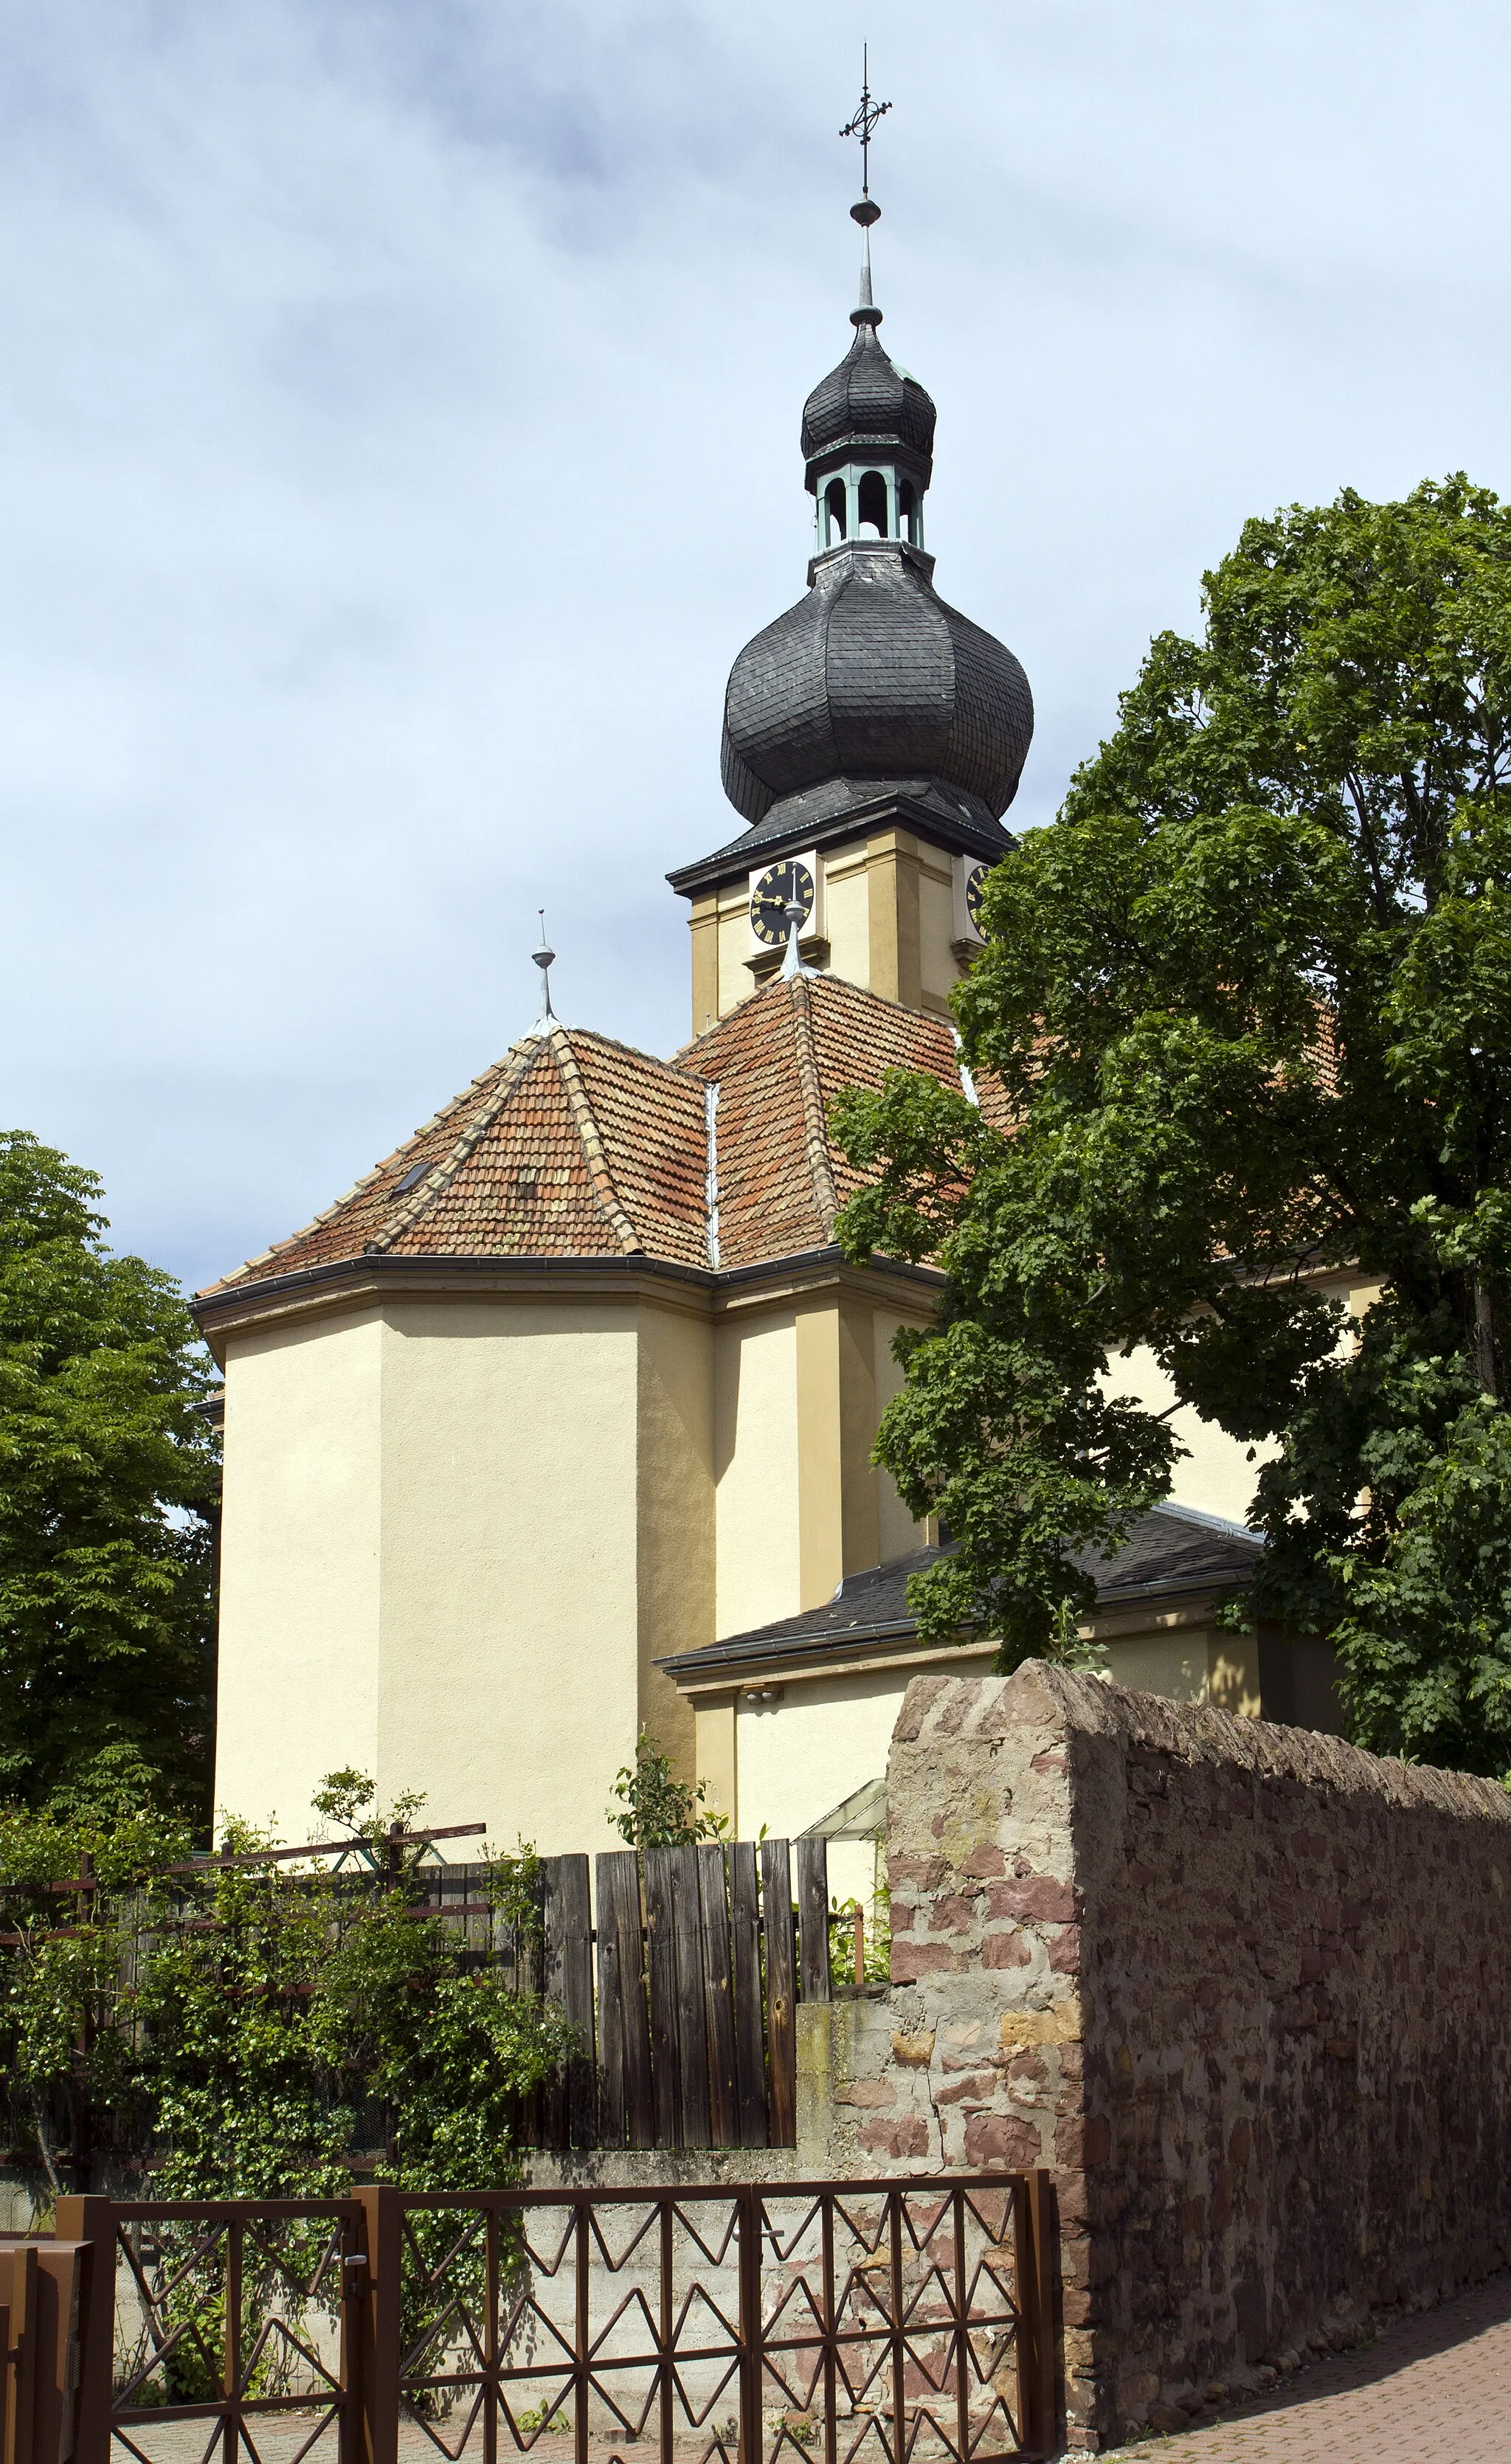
[[819, 1662, 1511, 2450]]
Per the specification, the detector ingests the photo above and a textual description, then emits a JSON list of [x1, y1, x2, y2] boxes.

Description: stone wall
[[836, 1661, 1511, 2450]]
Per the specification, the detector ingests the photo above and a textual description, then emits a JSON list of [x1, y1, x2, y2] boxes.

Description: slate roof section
[[198, 975, 993, 1298], [718, 540, 1034, 836], [801, 321, 937, 480], [656, 1503, 1265, 1673]]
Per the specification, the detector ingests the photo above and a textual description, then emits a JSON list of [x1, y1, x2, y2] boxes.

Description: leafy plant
[[0, 1770, 572, 2217], [607, 1729, 728, 1849]]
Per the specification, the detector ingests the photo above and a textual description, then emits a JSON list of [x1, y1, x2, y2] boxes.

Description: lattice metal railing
[[41, 2176, 1057, 2464], [107, 2198, 360, 2464]]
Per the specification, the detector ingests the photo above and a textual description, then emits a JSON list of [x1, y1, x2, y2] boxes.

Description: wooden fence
[[1, 1830, 831, 2170], [416, 1836, 831, 2153]]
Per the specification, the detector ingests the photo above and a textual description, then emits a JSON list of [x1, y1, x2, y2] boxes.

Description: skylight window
[[394, 1160, 432, 1196]]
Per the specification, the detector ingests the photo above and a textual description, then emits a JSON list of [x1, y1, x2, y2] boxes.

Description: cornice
[[667, 792, 1013, 902], [192, 1242, 944, 1361]]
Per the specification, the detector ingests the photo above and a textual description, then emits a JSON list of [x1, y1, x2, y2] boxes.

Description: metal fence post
[[737, 2184, 762, 2464], [1014, 2173, 1059, 2457], [4, 2243, 38, 2464], [52, 2198, 114, 2464], [354, 2187, 401, 2464]]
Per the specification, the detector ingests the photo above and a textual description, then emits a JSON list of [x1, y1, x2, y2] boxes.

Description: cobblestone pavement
[[1099, 2273, 1511, 2463]]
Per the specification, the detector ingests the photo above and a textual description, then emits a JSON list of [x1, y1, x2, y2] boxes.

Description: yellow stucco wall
[[874, 1310, 928, 1561], [716, 893, 755, 1020], [916, 851, 958, 1012], [215, 1295, 722, 1858], [1102, 1626, 1261, 1719], [215, 1309, 384, 1842], [371, 1298, 643, 1858], [1109, 1276, 1387, 1529], [822, 851, 871, 989], [692, 832, 972, 1022], [727, 1649, 989, 1906], [635, 1302, 716, 1771], [713, 1309, 801, 1635]]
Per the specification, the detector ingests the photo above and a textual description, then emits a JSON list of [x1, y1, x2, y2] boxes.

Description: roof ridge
[[365, 1034, 546, 1256], [789, 975, 840, 1239], [550, 1026, 645, 1257], [567, 1022, 708, 1086]]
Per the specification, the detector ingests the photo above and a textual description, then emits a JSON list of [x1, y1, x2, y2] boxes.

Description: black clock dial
[[964, 862, 990, 935], [750, 860, 815, 947]]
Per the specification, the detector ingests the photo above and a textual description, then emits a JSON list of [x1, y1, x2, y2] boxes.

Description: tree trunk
[[1473, 1278, 1498, 1397]]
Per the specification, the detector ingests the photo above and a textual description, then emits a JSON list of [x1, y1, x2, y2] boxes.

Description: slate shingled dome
[[801, 322, 936, 477], [720, 541, 1034, 833]]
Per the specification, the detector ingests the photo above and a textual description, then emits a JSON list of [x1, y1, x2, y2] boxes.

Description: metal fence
[[16, 2178, 1059, 2464]]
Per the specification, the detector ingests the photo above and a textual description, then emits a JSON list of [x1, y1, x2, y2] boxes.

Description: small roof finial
[[841, 50, 888, 328], [532, 909, 558, 1030]]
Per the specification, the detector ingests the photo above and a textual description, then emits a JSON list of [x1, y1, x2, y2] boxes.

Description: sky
[[4, 0, 1510, 1295]]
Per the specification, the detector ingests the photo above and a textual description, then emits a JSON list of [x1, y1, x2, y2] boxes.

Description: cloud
[[1, 0, 1508, 1292]]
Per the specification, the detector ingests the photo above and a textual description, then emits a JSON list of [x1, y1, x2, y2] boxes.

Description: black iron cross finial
[[840, 46, 891, 198]]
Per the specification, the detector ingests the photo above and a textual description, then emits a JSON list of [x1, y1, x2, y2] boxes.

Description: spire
[[531, 910, 558, 1032], [841, 52, 888, 332], [780, 882, 808, 980], [851, 198, 882, 331]]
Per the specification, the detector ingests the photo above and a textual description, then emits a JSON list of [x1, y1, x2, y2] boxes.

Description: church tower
[[669, 186, 1033, 1031]]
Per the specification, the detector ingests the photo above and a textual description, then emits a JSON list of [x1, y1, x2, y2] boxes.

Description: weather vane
[[840, 46, 891, 199]]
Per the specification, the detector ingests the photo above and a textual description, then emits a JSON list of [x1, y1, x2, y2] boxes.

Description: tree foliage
[[0, 1768, 572, 2210], [0, 1132, 219, 1815], [834, 477, 1511, 1774]]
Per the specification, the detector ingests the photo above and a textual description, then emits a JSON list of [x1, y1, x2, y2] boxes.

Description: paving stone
[[1098, 2271, 1511, 2464]]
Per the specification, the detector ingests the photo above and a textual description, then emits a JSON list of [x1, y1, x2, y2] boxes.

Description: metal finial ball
[[851, 198, 881, 228], [533, 942, 555, 972]]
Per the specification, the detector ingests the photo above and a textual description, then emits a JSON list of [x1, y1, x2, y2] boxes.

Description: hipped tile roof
[[198, 976, 989, 1296]]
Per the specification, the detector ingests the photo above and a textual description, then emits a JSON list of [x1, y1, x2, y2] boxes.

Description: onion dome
[[720, 542, 1032, 837], [801, 325, 936, 485]]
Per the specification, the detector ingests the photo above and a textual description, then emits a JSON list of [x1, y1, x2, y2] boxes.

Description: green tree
[[0, 1132, 219, 1816], [834, 476, 1511, 1775]]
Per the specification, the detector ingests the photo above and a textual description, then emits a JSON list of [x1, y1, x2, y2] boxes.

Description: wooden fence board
[[669, 1847, 712, 2147], [542, 1855, 595, 2148], [760, 1838, 796, 2148], [730, 1841, 767, 2149], [698, 1845, 739, 2150], [602, 1851, 654, 2150], [795, 1838, 830, 2004], [642, 1849, 681, 2149], [594, 1852, 627, 2149]]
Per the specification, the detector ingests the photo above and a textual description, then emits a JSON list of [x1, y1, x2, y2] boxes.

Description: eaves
[[192, 1242, 944, 1362]]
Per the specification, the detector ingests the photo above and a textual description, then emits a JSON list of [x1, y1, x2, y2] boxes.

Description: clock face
[[964, 862, 990, 935], [750, 860, 815, 948]]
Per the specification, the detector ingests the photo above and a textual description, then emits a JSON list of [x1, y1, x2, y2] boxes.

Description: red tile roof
[[198, 979, 986, 1295]]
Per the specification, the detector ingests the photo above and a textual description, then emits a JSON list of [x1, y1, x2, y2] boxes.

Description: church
[[195, 179, 1351, 1886]]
